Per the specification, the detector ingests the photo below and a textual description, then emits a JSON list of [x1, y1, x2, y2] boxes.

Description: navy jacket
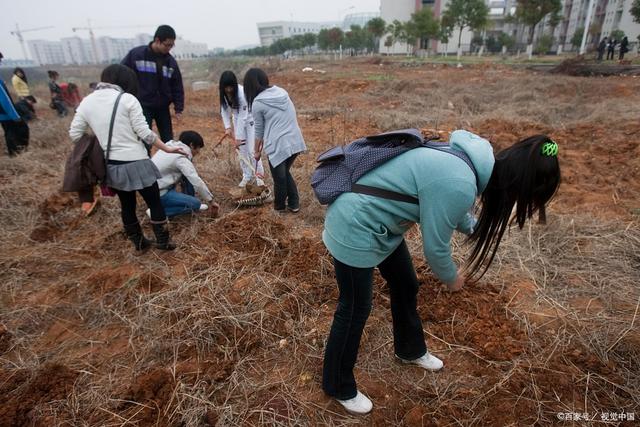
[[121, 44, 184, 113]]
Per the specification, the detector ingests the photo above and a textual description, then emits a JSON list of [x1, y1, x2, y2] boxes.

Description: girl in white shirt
[[69, 64, 185, 252], [219, 71, 265, 187]]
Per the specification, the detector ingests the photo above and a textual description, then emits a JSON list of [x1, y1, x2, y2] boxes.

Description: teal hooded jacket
[[322, 130, 495, 285]]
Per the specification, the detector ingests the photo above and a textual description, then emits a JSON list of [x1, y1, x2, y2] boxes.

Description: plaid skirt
[[106, 159, 161, 191]]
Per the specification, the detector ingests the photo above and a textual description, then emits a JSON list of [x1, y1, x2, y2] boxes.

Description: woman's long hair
[[219, 71, 239, 110], [14, 68, 27, 83], [243, 68, 270, 111], [100, 64, 139, 96], [466, 135, 561, 280]]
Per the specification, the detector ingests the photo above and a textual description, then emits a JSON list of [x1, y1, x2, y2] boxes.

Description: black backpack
[[311, 128, 478, 205]]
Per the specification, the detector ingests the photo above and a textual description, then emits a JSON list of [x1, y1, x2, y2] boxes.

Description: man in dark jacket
[[121, 25, 184, 142]]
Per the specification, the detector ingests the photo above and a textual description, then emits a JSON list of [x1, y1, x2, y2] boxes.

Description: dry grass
[[1, 58, 639, 426]]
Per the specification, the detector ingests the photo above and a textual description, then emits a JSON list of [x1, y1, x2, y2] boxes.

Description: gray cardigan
[[252, 86, 306, 167]]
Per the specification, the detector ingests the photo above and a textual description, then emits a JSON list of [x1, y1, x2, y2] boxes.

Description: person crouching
[[151, 130, 219, 218]]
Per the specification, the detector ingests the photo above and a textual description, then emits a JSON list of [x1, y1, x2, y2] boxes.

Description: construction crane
[[9, 24, 55, 60], [72, 20, 152, 64]]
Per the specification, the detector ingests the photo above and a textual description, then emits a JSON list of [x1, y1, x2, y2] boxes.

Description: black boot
[[124, 222, 152, 252], [151, 218, 176, 251]]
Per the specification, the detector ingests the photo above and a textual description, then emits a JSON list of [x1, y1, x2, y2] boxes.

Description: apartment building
[[257, 21, 340, 46], [27, 40, 66, 66], [379, 0, 474, 54], [28, 33, 209, 65]]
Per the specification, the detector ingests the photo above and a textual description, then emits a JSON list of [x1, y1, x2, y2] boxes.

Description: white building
[[541, 0, 640, 52], [379, 0, 473, 54], [172, 37, 209, 59], [27, 40, 66, 66], [61, 36, 95, 65], [28, 33, 208, 65], [342, 12, 380, 30], [257, 21, 340, 46]]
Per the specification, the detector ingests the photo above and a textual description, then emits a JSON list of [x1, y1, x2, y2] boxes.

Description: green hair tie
[[541, 140, 558, 157]]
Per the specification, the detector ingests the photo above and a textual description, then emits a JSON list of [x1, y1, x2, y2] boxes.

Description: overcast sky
[[1, 0, 381, 59]]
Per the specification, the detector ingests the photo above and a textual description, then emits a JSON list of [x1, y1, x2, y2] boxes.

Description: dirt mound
[[30, 192, 78, 242], [550, 56, 640, 76], [0, 364, 77, 425], [419, 280, 526, 361], [118, 368, 176, 425]]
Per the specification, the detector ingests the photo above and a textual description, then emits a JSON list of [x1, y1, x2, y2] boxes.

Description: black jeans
[[1, 120, 29, 156], [115, 182, 166, 226], [322, 240, 427, 399], [51, 98, 68, 117], [142, 105, 173, 142], [78, 187, 94, 203], [268, 154, 299, 210]]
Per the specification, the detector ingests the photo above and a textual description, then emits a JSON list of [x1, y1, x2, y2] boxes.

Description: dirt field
[[1, 57, 639, 426]]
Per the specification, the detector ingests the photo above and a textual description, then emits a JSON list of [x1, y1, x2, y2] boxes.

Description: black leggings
[[115, 182, 166, 225]]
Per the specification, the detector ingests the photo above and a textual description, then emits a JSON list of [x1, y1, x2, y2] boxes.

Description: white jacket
[[220, 84, 252, 141], [69, 84, 156, 161], [152, 140, 213, 201]]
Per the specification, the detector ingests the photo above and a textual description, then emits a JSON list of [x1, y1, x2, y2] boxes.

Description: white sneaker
[[238, 177, 250, 188], [145, 208, 151, 218], [256, 177, 265, 187], [397, 352, 444, 371], [199, 204, 208, 211], [336, 390, 372, 415]]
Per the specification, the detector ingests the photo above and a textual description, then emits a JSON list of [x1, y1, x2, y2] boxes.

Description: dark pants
[[51, 99, 68, 117], [115, 182, 166, 226], [607, 49, 615, 60], [78, 187, 94, 203], [1, 120, 29, 156], [322, 240, 427, 400], [142, 105, 173, 142], [268, 154, 299, 211], [597, 50, 604, 61]]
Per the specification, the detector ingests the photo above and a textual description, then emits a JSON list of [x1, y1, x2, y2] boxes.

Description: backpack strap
[[104, 91, 124, 185], [424, 141, 479, 188], [351, 183, 419, 204]]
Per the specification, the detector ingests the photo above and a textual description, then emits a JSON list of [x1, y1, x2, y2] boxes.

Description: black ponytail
[[219, 70, 239, 110], [466, 135, 561, 280]]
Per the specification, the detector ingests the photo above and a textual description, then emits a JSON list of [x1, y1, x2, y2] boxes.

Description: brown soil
[[1, 58, 639, 426]]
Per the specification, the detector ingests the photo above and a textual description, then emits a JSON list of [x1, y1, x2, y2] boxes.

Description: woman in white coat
[[69, 64, 185, 251], [219, 71, 265, 187]]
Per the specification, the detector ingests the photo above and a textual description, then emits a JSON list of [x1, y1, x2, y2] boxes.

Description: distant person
[[219, 70, 265, 187], [1, 72, 30, 157], [619, 36, 629, 60], [48, 70, 68, 117], [14, 96, 37, 122], [606, 38, 616, 60], [243, 68, 307, 213], [60, 82, 82, 110], [11, 68, 31, 99], [121, 25, 184, 142], [597, 38, 607, 61], [69, 64, 186, 251], [151, 130, 219, 218], [320, 131, 561, 415]]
